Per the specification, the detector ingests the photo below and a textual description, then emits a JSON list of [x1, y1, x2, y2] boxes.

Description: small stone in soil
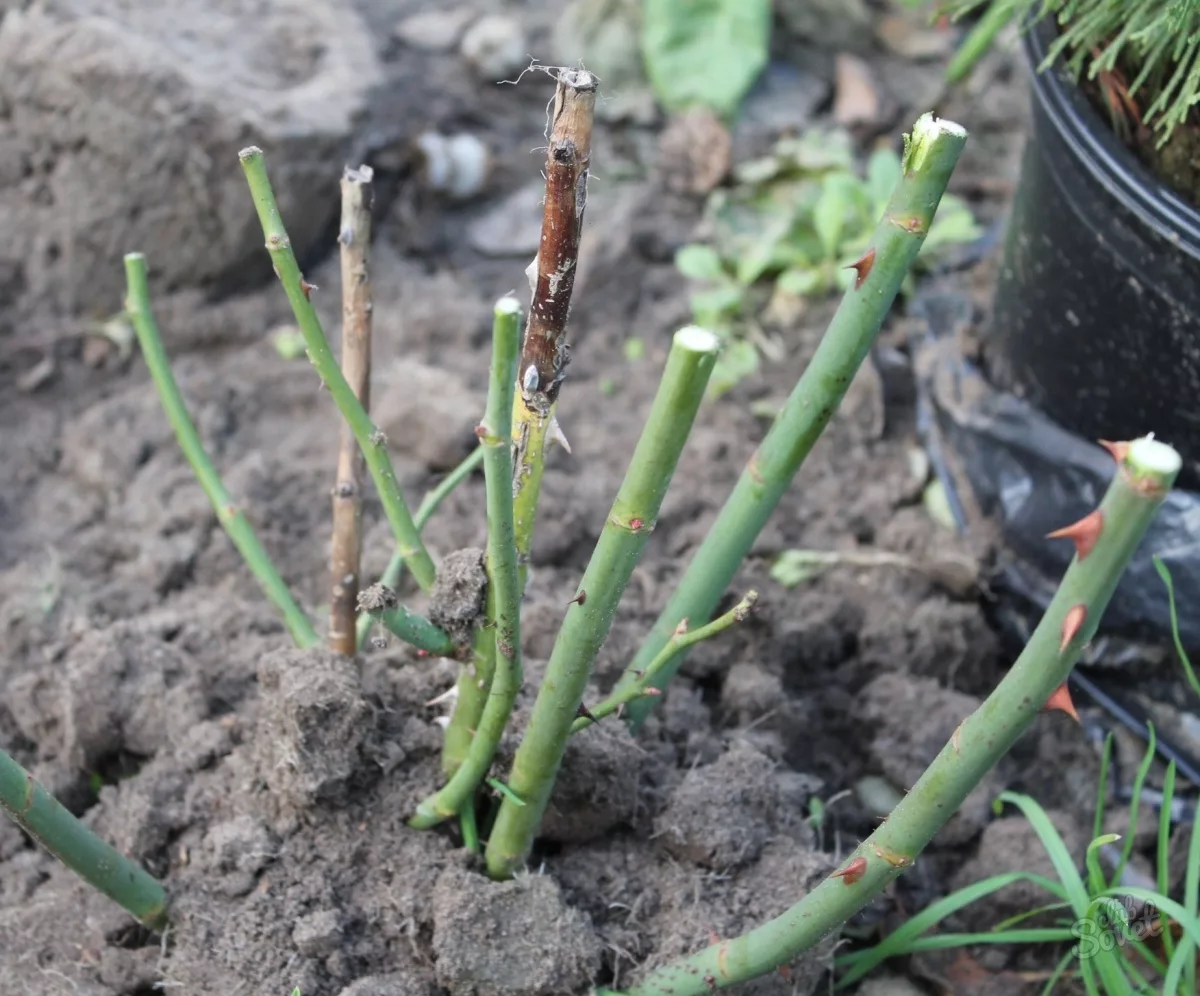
[[393, 9, 475, 52], [459, 14, 527, 81]]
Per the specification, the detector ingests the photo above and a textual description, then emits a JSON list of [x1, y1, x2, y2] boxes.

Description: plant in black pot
[[915, 0, 1200, 661]]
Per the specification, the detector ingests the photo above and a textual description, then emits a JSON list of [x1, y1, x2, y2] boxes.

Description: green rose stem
[[409, 297, 523, 827], [484, 326, 721, 878], [0, 746, 168, 930], [602, 436, 1180, 995], [238, 146, 436, 592], [441, 68, 598, 778], [356, 587, 458, 658], [617, 113, 969, 730], [123, 253, 319, 648]]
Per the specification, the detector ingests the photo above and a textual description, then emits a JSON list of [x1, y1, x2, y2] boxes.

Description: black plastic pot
[[984, 19, 1200, 490]]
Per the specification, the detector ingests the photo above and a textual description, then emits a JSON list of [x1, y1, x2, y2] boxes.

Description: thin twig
[[571, 591, 758, 734], [123, 253, 319, 648], [330, 165, 375, 655]]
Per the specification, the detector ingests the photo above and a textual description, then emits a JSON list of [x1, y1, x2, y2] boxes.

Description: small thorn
[[1047, 509, 1105, 561], [845, 247, 876, 290], [1059, 604, 1088, 653], [576, 702, 599, 724], [1099, 439, 1131, 463], [549, 415, 572, 454], [1042, 682, 1080, 723], [300, 279, 317, 299], [708, 928, 722, 945], [425, 685, 458, 708], [639, 687, 662, 697], [673, 618, 690, 637], [567, 590, 587, 606], [831, 857, 868, 885], [777, 965, 792, 982]]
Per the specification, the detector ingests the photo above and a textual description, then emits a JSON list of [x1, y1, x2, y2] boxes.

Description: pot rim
[[1022, 16, 1200, 263]]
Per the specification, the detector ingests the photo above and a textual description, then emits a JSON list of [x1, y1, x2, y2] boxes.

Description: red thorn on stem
[[1042, 682, 1080, 723], [300, 279, 317, 299], [831, 857, 868, 885], [1099, 439, 1131, 464], [567, 590, 587, 607], [845, 248, 876, 289], [1059, 604, 1088, 653], [777, 964, 793, 982], [576, 702, 599, 724], [1047, 509, 1105, 561]]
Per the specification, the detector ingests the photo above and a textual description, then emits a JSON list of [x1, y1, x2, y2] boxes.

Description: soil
[[0, 2, 1145, 995]]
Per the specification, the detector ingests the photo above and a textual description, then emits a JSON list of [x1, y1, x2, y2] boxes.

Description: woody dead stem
[[442, 68, 597, 777], [330, 165, 374, 655]]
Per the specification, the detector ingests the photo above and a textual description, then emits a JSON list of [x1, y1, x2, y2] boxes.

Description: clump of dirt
[[429, 547, 489, 648], [655, 740, 816, 869], [254, 647, 374, 810], [433, 863, 602, 996]]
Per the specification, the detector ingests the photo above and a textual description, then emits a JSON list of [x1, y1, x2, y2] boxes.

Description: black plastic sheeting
[[910, 290, 1200, 654]]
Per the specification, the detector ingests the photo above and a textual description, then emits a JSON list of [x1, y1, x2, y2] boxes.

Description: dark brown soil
[[0, 3, 1111, 996]]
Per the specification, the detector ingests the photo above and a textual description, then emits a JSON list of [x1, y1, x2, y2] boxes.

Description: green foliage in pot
[[944, 0, 1200, 202]]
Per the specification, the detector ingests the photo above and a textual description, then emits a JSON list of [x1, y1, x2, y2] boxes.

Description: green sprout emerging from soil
[[0, 70, 1184, 994]]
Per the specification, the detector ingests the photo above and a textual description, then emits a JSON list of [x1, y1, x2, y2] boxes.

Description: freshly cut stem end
[[237, 147, 436, 592], [330, 164, 375, 655], [410, 298, 523, 828], [484, 325, 719, 879], [616, 112, 969, 730], [123, 253, 319, 649], [0, 745, 167, 930], [610, 436, 1179, 996]]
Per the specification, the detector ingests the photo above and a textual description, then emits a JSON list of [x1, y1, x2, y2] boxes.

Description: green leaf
[[690, 286, 744, 326], [641, 0, 772, 119], [1154, 555, 1200, 700], [921, 194, 983, 255], [777, 266, 826, 298], [770, 549, 838, 588], [676, 243, 728, 283], [813, 174, 851, 260], [707, 338, 759, 396], [866, 147, 902, 213]]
